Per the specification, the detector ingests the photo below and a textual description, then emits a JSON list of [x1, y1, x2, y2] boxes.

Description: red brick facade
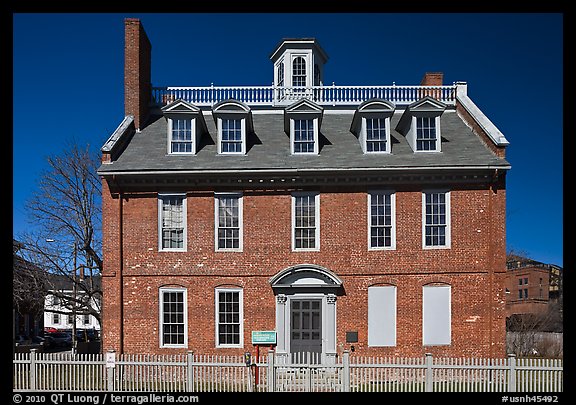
[[101, 183, 507, 357], [505, 266, 550, 318]]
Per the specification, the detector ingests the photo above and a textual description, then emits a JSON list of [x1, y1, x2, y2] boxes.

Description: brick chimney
[[420, 72, 443, 86], [419, 72, 443, 100], [124, 18, 151, 131]]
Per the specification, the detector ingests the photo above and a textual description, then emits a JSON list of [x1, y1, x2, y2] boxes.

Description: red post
[[254, 344, 260, 387]]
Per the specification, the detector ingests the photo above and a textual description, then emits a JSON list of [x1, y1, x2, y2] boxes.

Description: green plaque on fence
[[251, 330, 276, 345]]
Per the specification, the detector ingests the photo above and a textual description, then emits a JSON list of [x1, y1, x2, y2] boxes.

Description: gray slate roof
[[98, 109, 509, 175]]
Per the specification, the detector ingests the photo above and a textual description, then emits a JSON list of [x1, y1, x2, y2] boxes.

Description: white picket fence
[[13, 350, 563, 392]]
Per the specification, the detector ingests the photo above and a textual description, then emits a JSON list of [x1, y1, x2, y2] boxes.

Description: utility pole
[[72, 240, 77, 355]]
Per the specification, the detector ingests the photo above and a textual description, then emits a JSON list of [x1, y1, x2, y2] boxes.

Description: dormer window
[[416, 116, 437, 151], [293, 119, 315, 153], [366, 118, 387, 152], [170, 118, 193, 153], [350, 99, 395, 154], [284, 98, 323, 155], [396, 96, 446, 153], [162, 99, 207, 155], [221, 118, 243, 153], [212, 99, 253, 155]]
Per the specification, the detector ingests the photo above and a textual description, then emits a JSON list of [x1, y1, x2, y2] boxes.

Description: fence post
[[106, 349, 116, 392], [507, 354, 517, 392], [186, 351, 194, 392], [425, 353, 433, 392], [342, 350, 350, 392], [267, 349, 275, 392], [29, 349, 37, 391]]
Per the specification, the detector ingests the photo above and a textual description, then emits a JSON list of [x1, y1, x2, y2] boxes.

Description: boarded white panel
[[368, 286, 396, 346], [423, 285, 451, 345]]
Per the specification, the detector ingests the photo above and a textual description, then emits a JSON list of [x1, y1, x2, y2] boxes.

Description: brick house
[[98, 18, 511, 360]]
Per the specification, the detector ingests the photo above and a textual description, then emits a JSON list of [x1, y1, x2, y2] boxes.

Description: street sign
[[251, 330, 276, 345]]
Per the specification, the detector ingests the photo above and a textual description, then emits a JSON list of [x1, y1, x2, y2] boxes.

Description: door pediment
[[269, 264, 343, 288]]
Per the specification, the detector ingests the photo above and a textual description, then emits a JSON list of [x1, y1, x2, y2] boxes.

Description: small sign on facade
[[105, 351, 116, 368], [251, 330, 277, 345]]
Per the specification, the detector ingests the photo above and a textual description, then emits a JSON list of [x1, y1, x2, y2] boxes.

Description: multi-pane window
[[160, 288, 187, 347], [423, 191, 450, 248], [366, 118, 388, 152], [159, 194, 186, 251], [170, 119, 193, 153], [416, 116, 437, 151], [277, 61, 285, 99], [369, 192, 395, 249], [292, 56, 306, 88], [53, 313, 60, 325], [293, 119, 315, 153], [278, 61, 284, 87], [216, 289, 243, 347], [215, 194, 242, 251], [293, 193, 319, 250], [220, 119, 243, 153]]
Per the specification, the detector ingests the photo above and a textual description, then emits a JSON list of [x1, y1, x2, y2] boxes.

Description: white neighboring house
[[43, 275, 101, 332]]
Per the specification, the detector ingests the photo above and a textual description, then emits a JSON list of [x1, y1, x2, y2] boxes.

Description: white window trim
[[422, 284, 452, 346], [290, 117, 319, 155], [290, 53, 311, 88], [158, 193, 188, 252], [215, 287, 244, 348], [214, 192, 244, 252], [159, 287, 188, 349], [421, 190, 451, 249], [412, 115, 442, 153], [291, 192, 320, 252], [167, 117, 196, 155], [362, 116, 391, 154], [217, 117, 246, 155], [367, 190, 396, 250]]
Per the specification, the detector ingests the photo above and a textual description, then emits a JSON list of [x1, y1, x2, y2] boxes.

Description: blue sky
[[13, 13, 563, 266]]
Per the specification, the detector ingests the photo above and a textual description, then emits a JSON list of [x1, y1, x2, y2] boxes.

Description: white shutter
[[423, 285, 451, 345], [368, 286, 396, 346]]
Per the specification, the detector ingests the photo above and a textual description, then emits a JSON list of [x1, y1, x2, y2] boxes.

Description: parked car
[[76, 329, 100, 342], [44, 332, 72, 349]]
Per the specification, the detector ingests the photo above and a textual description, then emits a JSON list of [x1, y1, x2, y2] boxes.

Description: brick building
[[98, 18, 511, 360], [505, 256, 563, 328]]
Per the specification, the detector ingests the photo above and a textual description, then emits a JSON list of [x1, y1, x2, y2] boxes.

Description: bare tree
[[13, 241, 47, 330], [18, 140, 102, 328]]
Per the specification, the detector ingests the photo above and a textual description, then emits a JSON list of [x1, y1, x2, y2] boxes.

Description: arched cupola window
[[292, 56, 307, 88]]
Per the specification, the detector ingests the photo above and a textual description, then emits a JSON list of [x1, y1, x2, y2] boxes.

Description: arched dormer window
[[212, 99, 253, 155], [292, 56, 306, 88], [350, 98, 395, 154]]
